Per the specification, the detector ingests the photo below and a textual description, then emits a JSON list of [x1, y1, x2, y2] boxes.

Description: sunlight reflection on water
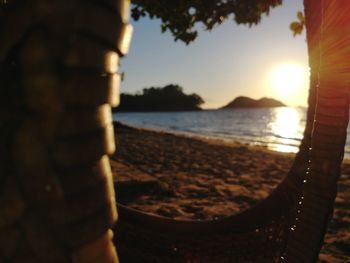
[[114, 107, 350, 158], [267, 107, 304, 153], [114, 107, 308, 155]]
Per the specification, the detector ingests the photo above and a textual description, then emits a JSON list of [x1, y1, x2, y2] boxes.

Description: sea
[[113, 107, 350, 159]]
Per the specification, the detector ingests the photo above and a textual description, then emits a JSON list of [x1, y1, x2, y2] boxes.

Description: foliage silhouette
[[115, 84, 204, 111], [131, 0, 283, 44]]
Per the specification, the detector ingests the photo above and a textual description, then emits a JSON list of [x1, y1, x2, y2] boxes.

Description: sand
[[110, 122, 350, 262]]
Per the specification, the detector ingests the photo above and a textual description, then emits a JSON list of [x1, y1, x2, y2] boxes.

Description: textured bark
[[283, 1, 350, 262], [0, 0, 132, 262]]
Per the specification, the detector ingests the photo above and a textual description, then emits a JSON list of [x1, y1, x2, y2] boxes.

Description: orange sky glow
[[121, 0, 309, 109]]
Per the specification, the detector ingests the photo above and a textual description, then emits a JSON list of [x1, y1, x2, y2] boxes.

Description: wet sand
[[110, 122, 350, 262]]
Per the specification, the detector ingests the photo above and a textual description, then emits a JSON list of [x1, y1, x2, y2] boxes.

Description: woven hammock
[[113, 1, 349, 262], [0, 0, 348, 262]]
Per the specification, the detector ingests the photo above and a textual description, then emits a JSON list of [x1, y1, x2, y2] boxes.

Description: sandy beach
[[111, 122, 350, 262]]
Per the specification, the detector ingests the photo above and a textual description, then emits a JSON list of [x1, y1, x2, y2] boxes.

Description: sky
[[120, 1, 309, 109]]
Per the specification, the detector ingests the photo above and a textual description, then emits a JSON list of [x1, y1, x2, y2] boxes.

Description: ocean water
[[113, 107, 350, 158]]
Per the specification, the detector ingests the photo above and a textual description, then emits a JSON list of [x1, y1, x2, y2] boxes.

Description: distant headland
[[221, 96, 285, 109]]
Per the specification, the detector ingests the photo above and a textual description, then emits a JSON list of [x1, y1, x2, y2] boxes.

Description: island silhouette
[[221, 96, 286, 109], [115, 85, 285, 111]]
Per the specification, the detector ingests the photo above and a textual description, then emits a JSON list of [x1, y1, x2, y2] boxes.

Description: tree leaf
[[290, 22, 303, 37], [297, 11, 305, 23]]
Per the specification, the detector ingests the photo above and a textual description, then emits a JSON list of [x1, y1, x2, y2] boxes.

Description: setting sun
[[269, 63, 308, 106]]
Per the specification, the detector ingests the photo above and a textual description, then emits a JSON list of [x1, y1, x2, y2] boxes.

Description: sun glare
[[270, 63, 308, 105]]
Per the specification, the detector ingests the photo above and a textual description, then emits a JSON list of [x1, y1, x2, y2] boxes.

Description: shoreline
[[111, 122, 350, 262], [113, 119, 301, 154], [111, 121, 295, 217], [114, 119, 350, 160]]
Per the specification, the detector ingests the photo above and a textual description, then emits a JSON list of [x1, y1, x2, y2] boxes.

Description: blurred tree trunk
[[0, 1, 132, 262], [284, 1, 350, 261]]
